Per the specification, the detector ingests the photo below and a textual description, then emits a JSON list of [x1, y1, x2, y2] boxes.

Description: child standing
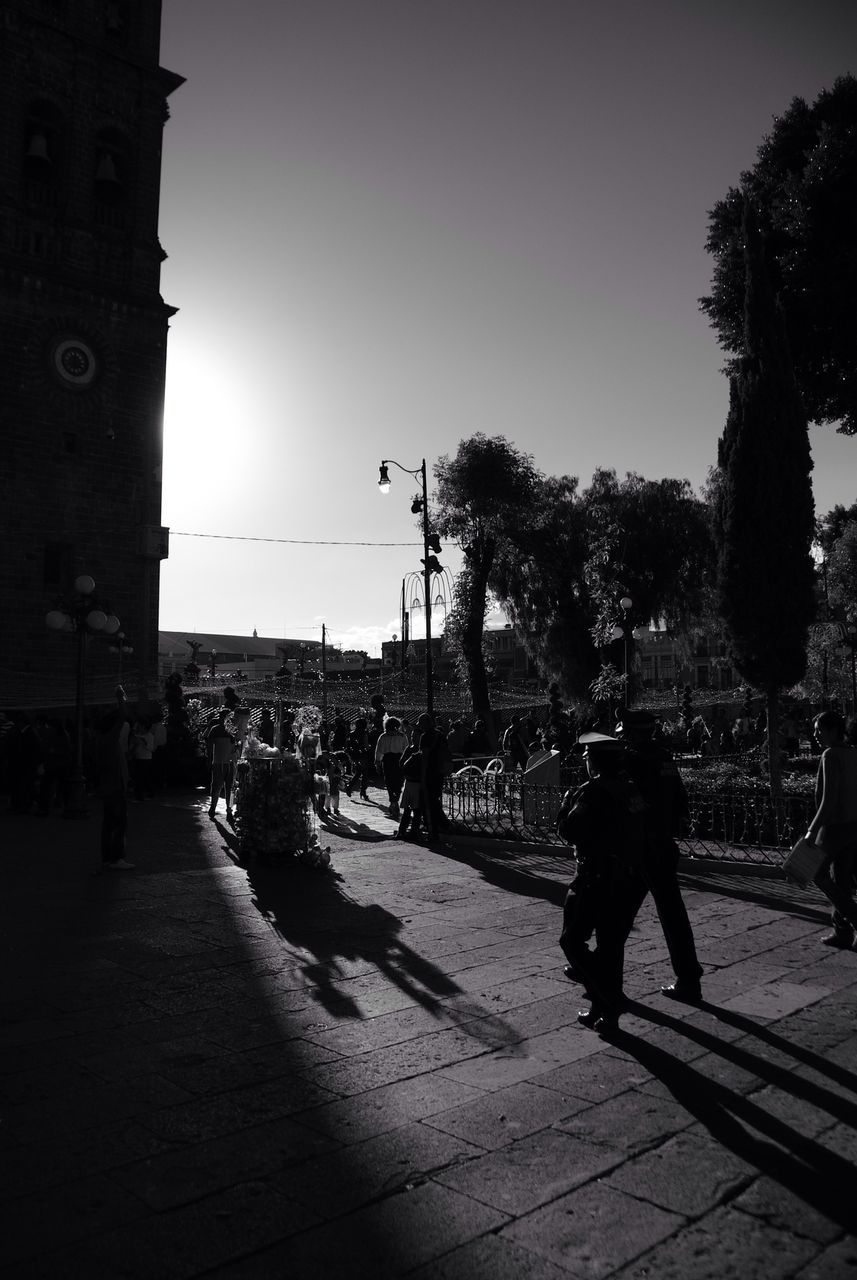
[[327, 753, 343, 818]]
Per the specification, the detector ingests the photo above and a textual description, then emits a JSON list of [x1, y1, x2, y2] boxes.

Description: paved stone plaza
[[2, 786, 857, 1278]]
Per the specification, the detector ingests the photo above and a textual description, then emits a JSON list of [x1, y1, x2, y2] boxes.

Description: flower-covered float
[[233, 705, 331, 870]]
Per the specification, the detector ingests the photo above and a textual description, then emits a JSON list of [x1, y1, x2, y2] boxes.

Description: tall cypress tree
[[715, 198, 816, 796]]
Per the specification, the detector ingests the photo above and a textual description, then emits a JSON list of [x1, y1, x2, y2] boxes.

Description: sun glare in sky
[[158, 1, 857, 655]]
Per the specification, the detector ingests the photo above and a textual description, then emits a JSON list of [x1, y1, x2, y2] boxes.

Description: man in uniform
[[616, 708, 704, 1002], [557, 732, 648, 1033]]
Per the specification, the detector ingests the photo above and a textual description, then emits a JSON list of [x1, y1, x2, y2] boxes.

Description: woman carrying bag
[[805, 711, 857, 949]]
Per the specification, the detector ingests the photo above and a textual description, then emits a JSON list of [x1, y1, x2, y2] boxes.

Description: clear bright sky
[[158, 0, 857, 656]]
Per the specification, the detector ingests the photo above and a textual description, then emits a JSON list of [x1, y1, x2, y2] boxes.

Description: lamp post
[[378, 458, 439, 719], [108, 631, 134, 678], [45, 573, 120, 817], [611, 595, 634, 708]]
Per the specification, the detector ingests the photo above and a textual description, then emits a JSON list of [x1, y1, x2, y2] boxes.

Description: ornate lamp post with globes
[[377, 458, 442, 719], [46, 573, 121, 817]]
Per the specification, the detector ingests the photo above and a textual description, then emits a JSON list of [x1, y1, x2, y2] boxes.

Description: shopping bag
[[782, 836, 828, 887]]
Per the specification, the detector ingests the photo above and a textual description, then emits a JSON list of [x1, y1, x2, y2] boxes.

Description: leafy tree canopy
[[816, 501, 857, 554], [579, 469, 715, 643], [432, 435, 542, 729], [491, 469, 713, 704], [826, 520, 857, 625], [701, 74, 857, 434]]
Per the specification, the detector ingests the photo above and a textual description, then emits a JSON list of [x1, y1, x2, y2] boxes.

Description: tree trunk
[[461, 561, 496, 745], [766, 686, 782, 801]]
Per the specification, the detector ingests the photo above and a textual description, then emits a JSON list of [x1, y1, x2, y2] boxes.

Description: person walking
[[413, 712, 447, 838], [7, 712, 44, 814], [206, 710, 236, 818], [557, 732, 648, 1033], [374, 715, 409, 817], [326, 752, 343, 818], [502, 716, 529, 770], [130, 717, 155, 800], [806, 710, 857, 948], [96, 687, 133, 870], [396, 741, 425, 839], [616, 709, 704, 1002], [347, 717, 372, 800]]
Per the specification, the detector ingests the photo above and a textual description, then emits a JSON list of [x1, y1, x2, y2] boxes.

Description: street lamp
[[611, 595, 634, 707], [45, 573, 121, 817], [108, 630, 134, 678], [378, 458, 439, 718]]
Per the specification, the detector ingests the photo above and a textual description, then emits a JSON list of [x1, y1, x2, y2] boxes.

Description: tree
[[826, 522, 857, 625], [432, 435, 542, 736], [579, 469, 715, 645], [816, 502, 857, 626], [816, 501, 857, 554], [490, 474, 598, 702], [701, 75, 857, 434], [490, 470, 713, 707], [714, 200, 816, 796]]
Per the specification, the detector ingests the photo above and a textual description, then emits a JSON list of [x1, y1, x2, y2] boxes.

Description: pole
[[421, 459, 434, 719], [401, 578, 406, 675], [321, 624, 328, 719]]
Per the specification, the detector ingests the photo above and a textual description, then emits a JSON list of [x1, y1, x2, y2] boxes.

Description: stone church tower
[[0, 0, 182, 708]]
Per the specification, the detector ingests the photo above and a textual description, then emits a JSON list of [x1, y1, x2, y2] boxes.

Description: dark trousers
[[381, 754, 402, 808], [626, 840, 703, 985], [101, 792, 127, 863], [560, 868, 600, 964], [560, 864, 644, 1016], [814, 842, 857, 935]]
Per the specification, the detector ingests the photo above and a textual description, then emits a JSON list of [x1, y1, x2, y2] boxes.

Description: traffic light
[[421, 555, 443, 574], [427, 532, 442, 553]]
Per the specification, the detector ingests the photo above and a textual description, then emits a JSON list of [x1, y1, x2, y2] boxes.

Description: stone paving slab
[[2, 786, 857, 1277]]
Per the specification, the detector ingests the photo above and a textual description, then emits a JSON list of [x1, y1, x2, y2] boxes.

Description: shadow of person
[[427, 838, 568, 906], [321, 813, 389, 842], [624, 999, 857, 1129], [245, 862, 465, 1020], [604, 1020, 857, 1232], [679, 870, 831, 925]]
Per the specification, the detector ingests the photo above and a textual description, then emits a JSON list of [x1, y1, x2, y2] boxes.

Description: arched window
[[22, 101, 64, 206], [93, 128, 131, 227]]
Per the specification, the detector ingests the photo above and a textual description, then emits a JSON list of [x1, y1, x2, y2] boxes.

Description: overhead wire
[[170, 531, 421, 547]]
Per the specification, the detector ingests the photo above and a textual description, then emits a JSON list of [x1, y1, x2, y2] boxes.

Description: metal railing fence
[[441, 772, 813, 868]]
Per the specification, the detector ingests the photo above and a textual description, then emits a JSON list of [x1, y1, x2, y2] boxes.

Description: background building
[[0, 1, 181, 709]]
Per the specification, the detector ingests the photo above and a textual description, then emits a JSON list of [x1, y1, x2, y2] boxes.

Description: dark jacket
[[557, 774, 648, 870], [623, 741, 689, 841]]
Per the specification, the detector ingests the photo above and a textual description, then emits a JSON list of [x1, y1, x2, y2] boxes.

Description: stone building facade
[[0, 0, 181, 706]]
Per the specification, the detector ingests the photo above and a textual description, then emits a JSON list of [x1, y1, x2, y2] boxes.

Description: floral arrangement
[[293, 705, 322, 733], [243, 732, 281, 760], [233, 756, 331, 869]]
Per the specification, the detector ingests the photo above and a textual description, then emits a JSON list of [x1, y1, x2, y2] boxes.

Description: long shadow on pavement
[[679, 869, 830, 924], [421, 836, 570, 907], [609, 1001, 857, 1232], [245, 862, 463, 1019]]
